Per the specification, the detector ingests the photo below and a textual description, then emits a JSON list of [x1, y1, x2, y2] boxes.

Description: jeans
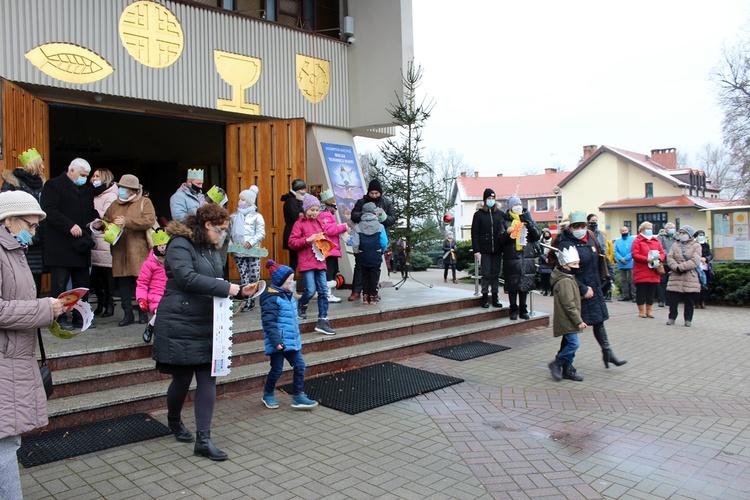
[[618, 268, 635, 299], [300, 269, 329, 318], [264, 350, 306, 396], [556, 333, 580, 365], [480, 253, 502, 295]]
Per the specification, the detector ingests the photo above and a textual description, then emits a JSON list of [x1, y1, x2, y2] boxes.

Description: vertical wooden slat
[[2, 79, 49, 179]]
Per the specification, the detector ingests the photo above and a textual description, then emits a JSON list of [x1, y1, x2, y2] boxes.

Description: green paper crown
[[207, 185, 227, 205], [151, 228, 170, 246], [18, 148, 42, 166]]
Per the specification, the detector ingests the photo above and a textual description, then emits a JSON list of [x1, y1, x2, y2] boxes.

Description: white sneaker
[[327, 280, 337, 290], [327, 292, 341, 303]]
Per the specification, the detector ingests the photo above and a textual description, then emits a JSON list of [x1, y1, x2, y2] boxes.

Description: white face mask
[[572, 229, 587, 240], [697, 236, 706, 243], [511, 205, 523, 214], [679, 234, 690, 242], [92, 180, 102, 188]]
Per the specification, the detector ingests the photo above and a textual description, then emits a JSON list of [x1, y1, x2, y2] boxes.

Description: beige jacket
[[103, 193, 156, 277], [666, 240, 702, 294]]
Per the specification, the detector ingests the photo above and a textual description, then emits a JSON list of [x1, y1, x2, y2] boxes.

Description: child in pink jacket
[[317, 189, 349, 303], [288, 195, 348, 336], [136, 229, 169, 343]]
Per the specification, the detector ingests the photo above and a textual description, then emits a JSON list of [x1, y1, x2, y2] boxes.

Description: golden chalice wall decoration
[[214, 50, 262, 115]]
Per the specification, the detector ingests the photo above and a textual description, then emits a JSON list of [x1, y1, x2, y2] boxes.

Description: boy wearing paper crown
[[351, 202, 387, 305], [170, 168, 206, 222], [547, 244, 586, 382], [317, 189, 350, 303], [136, 228, 170, 343], [229, 186, 266, 312]]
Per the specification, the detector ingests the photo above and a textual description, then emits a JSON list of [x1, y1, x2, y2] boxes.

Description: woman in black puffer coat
[[498, 196, 541, 320]]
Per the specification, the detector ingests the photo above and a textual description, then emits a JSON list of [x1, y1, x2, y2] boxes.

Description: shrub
[[456, 240, 474, 271], [408, 251, 432, 271], [710, 262, 750, 306]]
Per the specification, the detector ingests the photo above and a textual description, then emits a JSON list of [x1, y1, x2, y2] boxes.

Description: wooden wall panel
[[1, 79, 49, 178], [225, 118, 306, 281]]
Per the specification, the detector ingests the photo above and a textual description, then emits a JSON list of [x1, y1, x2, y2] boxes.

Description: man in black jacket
[[40, 158, 98, 328], [348, 179, 396, 300]]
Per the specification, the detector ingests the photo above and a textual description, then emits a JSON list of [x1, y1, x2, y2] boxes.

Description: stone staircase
[[42, 295, 548, 431]]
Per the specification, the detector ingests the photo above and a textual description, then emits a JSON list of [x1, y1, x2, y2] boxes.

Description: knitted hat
[[265, 259, 294, 286], [362, 202, 376, 214], [320, 189, 335, 203], [679, 225, 695, 238], [240, 185, 259, 206], [568, 211, 587, 224], [368, 178, 383, 194], [483, 188, 495, 201], [292, 179, 306, 191], [302, 194, 320, 213], [117, 174, 141, 190], [508, 196, 521, 208], [0, 191, 46, 221]]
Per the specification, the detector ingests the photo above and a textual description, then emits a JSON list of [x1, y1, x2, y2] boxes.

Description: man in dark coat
[[348, 178, 396, 300], [280, 178, 306, 273], [40, 158, 98, 328], [471, 188, 505, 308]]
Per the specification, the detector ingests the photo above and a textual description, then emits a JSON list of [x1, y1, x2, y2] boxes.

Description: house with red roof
[[558, 145, 743, 254], [449, 168, 570, 241]]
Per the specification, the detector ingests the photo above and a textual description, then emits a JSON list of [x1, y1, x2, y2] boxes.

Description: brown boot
[[645, 304, 655, 318], [637, 304, 647, 318]]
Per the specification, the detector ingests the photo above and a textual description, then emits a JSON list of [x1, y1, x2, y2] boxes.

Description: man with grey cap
[[40, 157, 99, 329]]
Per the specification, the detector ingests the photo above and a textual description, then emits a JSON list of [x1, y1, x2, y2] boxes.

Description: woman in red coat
[[631, 221, 665, 318]]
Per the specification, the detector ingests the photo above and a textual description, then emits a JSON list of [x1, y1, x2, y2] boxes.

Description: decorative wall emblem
[[25, 43, 114, 84], [119, 0, 184, 68], [214, 50, 261, 115], [296, 54, 330, 103]]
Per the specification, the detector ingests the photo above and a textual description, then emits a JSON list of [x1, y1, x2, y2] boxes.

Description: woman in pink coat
[[136, 229, 169, 343], [288, 195, 347, 335], [317, 189, 350, 303], [631, 221, 665, 319]]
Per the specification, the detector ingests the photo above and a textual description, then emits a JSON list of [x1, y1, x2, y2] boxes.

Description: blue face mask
[[16, 228, 33, 245], [118, 187, 129, 199], [74, 176, 87, 186], [485, 200, 495, 208], [644, 229, 653, 237], [667, 229, 675, 236]]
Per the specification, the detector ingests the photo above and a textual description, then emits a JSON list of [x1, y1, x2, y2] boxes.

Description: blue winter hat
[[265, 259, 294, 287], [679, 225, 695, 238], [508, 196, 521, 208]]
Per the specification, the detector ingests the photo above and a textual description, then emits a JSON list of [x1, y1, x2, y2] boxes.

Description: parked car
[[425, 249, 444, 269]]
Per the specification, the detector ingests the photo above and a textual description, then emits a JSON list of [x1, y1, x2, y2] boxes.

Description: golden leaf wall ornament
[[25, 43, 114, 84], [119, 0, 184, 68], [296, 54, 330, 104]]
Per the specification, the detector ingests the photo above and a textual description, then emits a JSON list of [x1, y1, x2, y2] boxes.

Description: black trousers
[[49, 266, 91, 301], [636, 282, 658, 305], [362, 266, 381, 296], [116, 276, 137, 315], [667, 291, 695, 321]]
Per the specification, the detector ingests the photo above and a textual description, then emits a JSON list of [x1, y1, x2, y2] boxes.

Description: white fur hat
[[240, 185, 259, 206]]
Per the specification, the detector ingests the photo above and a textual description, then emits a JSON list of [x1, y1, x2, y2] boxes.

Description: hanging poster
[[321, 143, 366, 227], [714, 213, 731, 235]]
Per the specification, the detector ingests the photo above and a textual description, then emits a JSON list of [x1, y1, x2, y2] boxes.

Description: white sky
[[355, 0, 750, 176]]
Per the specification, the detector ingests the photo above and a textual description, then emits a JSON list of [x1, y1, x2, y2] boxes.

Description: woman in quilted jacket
[[0, 191, 66, 499], [665, 225, 702, 327]]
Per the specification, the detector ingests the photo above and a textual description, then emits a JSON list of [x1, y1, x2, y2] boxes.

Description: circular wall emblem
[[119, 1, 184, 68]]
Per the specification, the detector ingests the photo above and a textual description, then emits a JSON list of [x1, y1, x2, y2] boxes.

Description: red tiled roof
[[455, 171, 570, 201], [599, 195, 740, 210]]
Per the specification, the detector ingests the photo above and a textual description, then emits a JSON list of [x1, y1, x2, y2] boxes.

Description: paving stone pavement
[[19, 270, 750, 499]]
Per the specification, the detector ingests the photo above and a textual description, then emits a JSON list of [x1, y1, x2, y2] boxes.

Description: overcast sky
[[355, 0, 750, 177]]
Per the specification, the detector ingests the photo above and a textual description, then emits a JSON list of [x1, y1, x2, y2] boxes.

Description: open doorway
[[48, 104, 225, 221]]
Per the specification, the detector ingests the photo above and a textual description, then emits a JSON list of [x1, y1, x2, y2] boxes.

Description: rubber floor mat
[[428, 341, 511, 361], [17, 413, 171, 468], [279, 362, 463, 415]]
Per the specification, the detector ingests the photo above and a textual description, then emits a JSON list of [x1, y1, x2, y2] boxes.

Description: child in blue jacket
[[260, 259, 318, 410]]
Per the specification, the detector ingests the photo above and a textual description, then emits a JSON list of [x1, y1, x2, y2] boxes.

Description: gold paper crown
[[207, 185, 228, 206], [151, 228, 170, 246], [187, 168, 204, 180], [18, 148, 42, 167]]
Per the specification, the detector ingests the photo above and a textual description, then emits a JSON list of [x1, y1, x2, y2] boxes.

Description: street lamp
[[552, 185, 561, 226]]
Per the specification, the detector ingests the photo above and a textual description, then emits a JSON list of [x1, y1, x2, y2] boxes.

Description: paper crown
[[18, 148, 42, 166], [151, 228, 170, 246], [558, 245, 580, 266], [207, 185, 228, 206], [319, 189, 335, 202], [187, 168, 204, 180]]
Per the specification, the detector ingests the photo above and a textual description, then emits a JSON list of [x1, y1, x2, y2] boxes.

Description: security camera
[[347, 37, 356, 45]]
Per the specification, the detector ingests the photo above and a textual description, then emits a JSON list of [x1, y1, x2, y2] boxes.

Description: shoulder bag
[[38, 328, 53, 399]]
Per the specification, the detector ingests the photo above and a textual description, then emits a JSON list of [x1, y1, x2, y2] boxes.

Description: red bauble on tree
[[443, 214, 453, 224]]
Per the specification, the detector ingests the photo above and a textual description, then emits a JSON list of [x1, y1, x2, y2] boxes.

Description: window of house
[[188, 0, 338, 33], [536, 198, 548, 211], [645, 183, 654, 198], [624, 221, 632, 232]]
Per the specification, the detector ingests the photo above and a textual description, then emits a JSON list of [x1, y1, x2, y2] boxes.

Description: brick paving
[[20, 269, 750, 499]]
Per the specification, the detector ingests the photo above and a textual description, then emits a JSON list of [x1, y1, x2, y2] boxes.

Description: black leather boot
[[481, 294, 489, 308], [139, 311, 149, 324], [194, 430, 228, 461], [93, 291, 105, 316], [143, 324, 154, 343], [562, 365, 584, 381], [167, 416, 195, 443], [118, 312, 135, 327], [491, 293, 502, 308], [509, 305, 519, 320], [102, 297, 115, 317], [593, 324, 627, 368]]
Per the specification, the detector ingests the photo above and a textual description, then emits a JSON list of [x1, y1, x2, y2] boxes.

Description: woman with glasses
[[153, 203, 259, 461], [0, 191, 67, 499]]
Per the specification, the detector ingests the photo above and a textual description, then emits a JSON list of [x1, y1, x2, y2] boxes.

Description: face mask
[[238, 200, 250, 210], [668, 229, 675, 236], [118, 187, 129, 199], [189, 183, 202, 194], [621, 233, 629, 239], [679, 234, 690, 242], [485, 200, 495, 208], [15, 228, 34, 245], [216, 233, 227, 247], [643, 229, 653, 238], [74, 176, 87, 186], [588, 222, 598, 231], [568, 266, 579, 274], [697, 236, 706, 243], [572, 229, 587, 240], [511, 205, 523, 214], [92, 180, 102, 188]]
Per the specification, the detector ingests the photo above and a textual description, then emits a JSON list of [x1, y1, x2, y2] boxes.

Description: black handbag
[[37, 328, 53, 399]]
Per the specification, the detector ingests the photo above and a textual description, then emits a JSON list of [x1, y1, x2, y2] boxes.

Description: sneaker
[[291, 392, 319, 409], [240, 299, 255, 312], [298, 303, 308, 320], [370, 294, 380, 304], [327, 293, 342, 303], [262, 392, 279, 409], [548, 361, 562, 381], [314, 318, 336, 335], [327, 280, 337, 290], [666, 318, 675, 325], [684, 320, 692, 327], [348, 292, 361, 301]]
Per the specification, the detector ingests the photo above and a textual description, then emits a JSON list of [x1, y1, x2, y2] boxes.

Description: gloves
[[138, 299, 148, 312]]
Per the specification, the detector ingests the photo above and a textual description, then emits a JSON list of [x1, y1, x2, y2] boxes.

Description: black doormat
[[428, 341, 511, 361], [17, 413, 171, 468], [279, 362, 463, 415]]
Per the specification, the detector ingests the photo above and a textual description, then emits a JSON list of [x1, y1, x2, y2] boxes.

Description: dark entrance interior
[[48, 104, 225, 221]]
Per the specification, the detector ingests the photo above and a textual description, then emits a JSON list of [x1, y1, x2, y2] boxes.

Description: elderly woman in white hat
[[0, 191, 66, 499], [101, 174, 156, 327]]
